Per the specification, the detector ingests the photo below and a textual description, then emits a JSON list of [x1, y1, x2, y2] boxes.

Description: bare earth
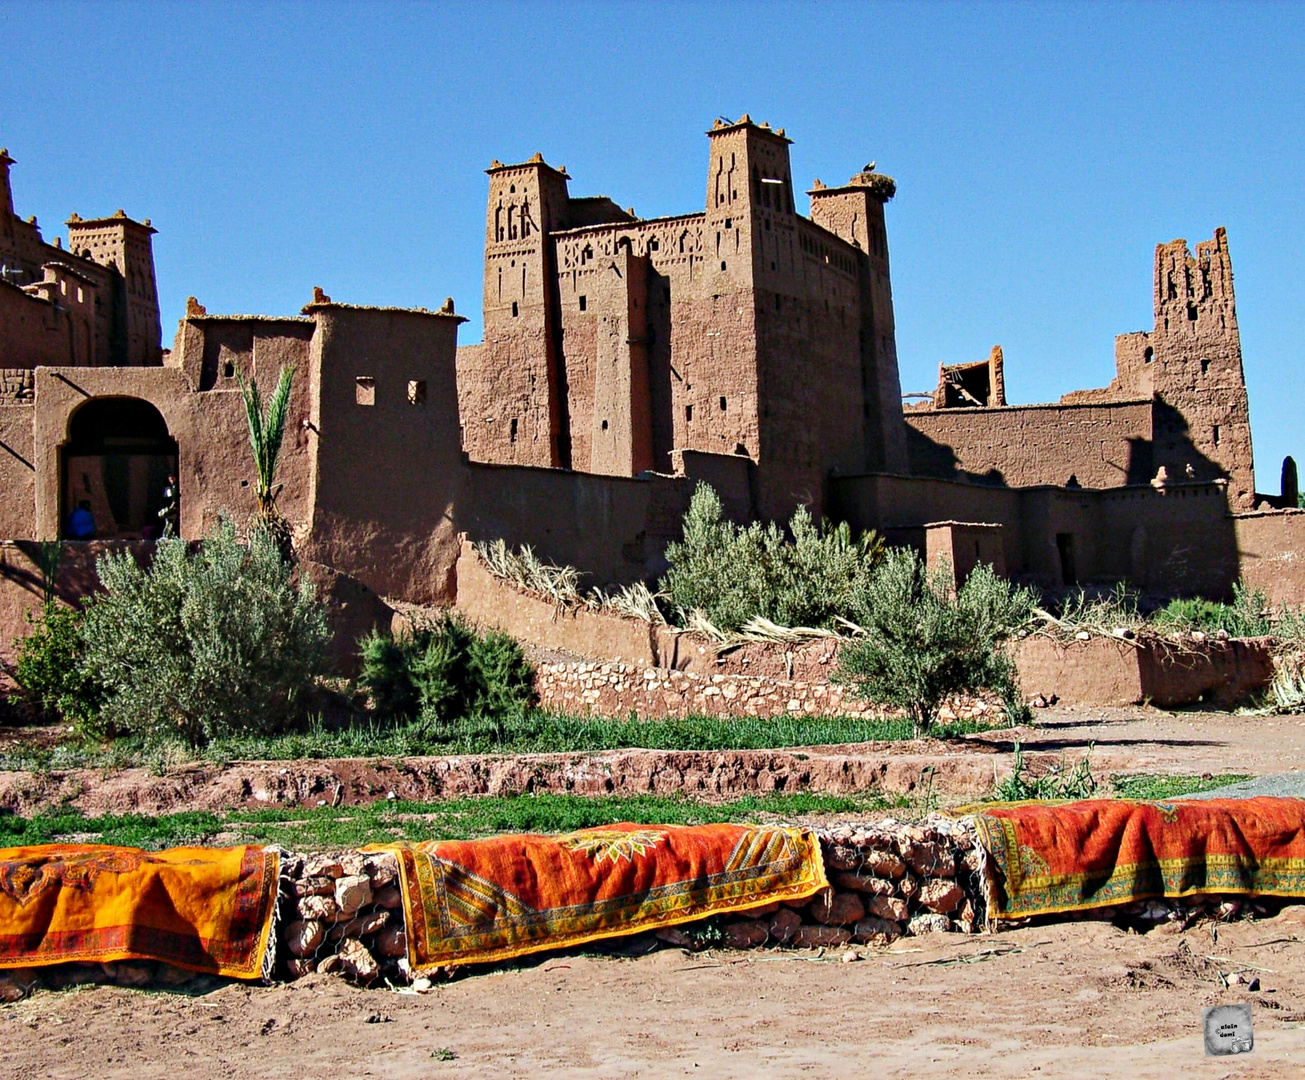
[[6, 911, 1305, 1078], [5, 704, 1305, 1076]]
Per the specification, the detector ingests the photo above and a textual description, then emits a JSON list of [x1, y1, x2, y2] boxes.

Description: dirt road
[[6, 907, 1305, 1079]]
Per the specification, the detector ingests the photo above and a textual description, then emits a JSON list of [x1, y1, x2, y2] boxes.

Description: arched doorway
[[62, 398, 178, 540]]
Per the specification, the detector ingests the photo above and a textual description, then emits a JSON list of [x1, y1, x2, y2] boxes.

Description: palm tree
[[238, 365, 295, 559]]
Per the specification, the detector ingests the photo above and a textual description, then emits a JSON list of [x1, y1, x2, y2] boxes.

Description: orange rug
[[374, 823, 827, 970], [972, 798, 1305, 920], [0, 844, 280, 978]]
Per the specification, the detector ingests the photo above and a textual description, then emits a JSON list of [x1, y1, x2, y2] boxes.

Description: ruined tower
[[1109, 229, 1255, 506]]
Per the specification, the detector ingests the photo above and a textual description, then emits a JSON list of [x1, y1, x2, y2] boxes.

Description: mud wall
[[1015, 634, 1274, 709], [904, 400, 1156, 489], [1232, 510, 1305, 606]]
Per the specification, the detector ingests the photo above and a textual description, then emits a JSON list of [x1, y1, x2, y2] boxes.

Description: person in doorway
[[157, 474, 179, 536], [66, 500, 95, 540]]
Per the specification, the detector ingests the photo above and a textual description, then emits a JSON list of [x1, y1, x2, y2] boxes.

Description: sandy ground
[[6, 910, 1305, 1078]]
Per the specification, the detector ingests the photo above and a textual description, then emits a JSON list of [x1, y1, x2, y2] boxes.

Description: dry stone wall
[[3, 818, 1301, 1001]]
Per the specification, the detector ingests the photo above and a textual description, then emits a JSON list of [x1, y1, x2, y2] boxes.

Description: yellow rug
[[372, 822, 827, 970], [0, 844, 280, 979]]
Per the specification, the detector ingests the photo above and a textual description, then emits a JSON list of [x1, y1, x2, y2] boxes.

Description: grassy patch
[[0, 791, 905, 852], [1109, 773, 1253, 801], [0, 711, 992, 772]]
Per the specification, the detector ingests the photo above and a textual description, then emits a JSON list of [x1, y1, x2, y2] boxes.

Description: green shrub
[[660, 483, 883, 632], [8, 603, 99, 726], [1154, 582, 1272, 638], [990, 741, 1097, 802], [834, 548, 1035, 737], [359, 613, 535, 732], [78, 519, 329, 746]]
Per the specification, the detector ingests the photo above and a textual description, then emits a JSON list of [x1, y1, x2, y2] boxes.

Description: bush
[[834, 548, 1035, 737], [78, 519, 329, 746], [7, 603, 99, 726], [1154, 582, 1272, 638], [359, 612, 535, 732], [660, 483, 883, 633]]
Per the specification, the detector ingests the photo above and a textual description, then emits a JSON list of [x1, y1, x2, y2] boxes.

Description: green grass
[[0, 791, 905, 852], [1109, 773, 1253, 801], [0, 710, 992, 773]]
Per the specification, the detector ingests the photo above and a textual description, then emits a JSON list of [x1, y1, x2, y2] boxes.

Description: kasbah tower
[[457, 115, 909, 521]]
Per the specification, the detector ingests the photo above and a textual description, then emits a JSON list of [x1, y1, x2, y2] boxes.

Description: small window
[[685, 404, 693, 422], [408, 380, 426, 405], [719, 396, 727, 411], [511, 301, 519, 317], [724, 218, 732, 229], [775, 294, 782, 312], [355, 377, 375, 406], [510, 418, 518, 443], [1201, 357, 1210, 374], [223, 361, 235, 379], [1213, 424, 1220, 446], [720, 261, 726, 272], [601, 419, 609, 431], [578, 295, 587, 311], [1143, 346, 1154, 364]]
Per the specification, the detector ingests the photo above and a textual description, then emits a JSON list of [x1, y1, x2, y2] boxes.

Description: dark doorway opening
[[1056, 532, 1077, 587], [62, 398, 178, 540]]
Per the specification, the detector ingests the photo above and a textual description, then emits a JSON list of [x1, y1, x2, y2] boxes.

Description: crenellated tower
[[809, 167, 908, 473], [66, 210, 161, 366], [466, 154, 572, 467]]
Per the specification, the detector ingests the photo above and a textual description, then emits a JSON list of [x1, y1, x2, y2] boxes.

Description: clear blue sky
[[3, 1, 1301, 487]]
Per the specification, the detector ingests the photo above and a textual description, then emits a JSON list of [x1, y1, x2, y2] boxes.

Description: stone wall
[[534, 660, 894, 719]]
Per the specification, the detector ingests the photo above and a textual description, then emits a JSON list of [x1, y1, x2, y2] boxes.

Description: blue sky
[[3, 1, 1301, 486]]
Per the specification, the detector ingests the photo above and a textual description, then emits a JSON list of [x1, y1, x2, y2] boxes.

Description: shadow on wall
[[902, 425, 1006, 486], [904, 404, 1225, 491]]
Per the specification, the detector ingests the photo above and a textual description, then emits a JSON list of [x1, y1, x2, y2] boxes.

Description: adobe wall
[[904, 400, 1156, 489], [0, 282, 75, 369], [1232, 510, 1305, 605], [455, 540, 665, 665], [0, 401, 34, 539], [301, 305, 465, 604], [29, 365, 285, 542], [830, 472, 1235, 594], [459, 120, 909, 524], [1017, 634, 1274, 709]]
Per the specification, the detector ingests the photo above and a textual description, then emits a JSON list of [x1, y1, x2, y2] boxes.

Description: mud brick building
[[456, 116, 906, 520], [1, 117, 1302, 638]]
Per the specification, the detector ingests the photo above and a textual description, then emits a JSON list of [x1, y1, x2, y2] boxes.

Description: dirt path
[[987, 705, 1305, 777], [6, 909, 1305, 1078]]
